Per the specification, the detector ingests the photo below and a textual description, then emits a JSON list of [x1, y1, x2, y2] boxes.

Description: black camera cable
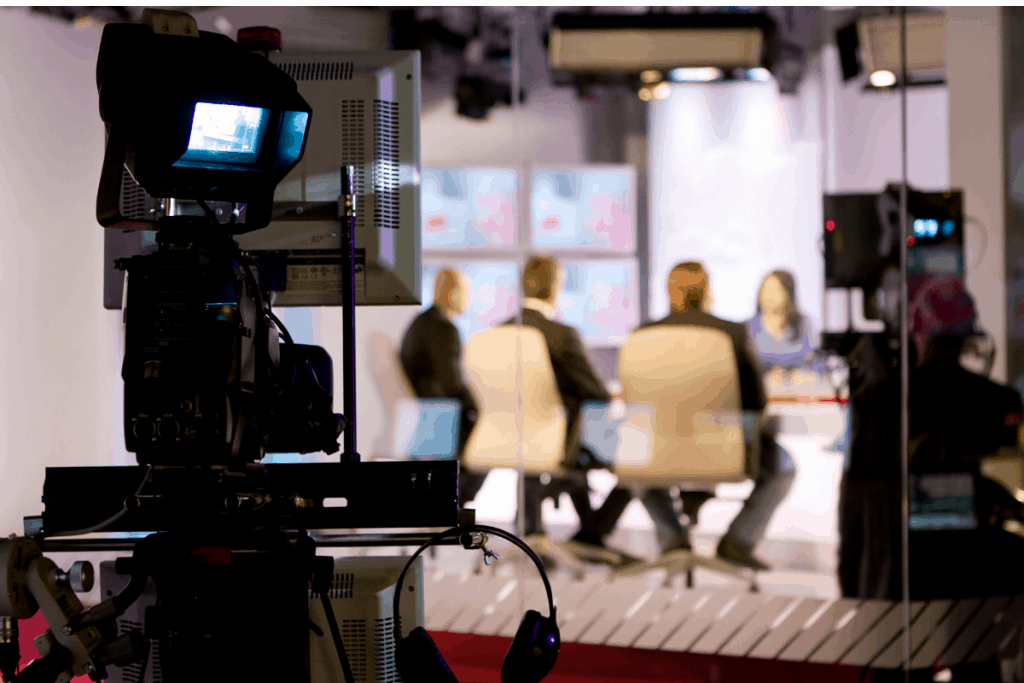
[[294, 511, 356, 683]]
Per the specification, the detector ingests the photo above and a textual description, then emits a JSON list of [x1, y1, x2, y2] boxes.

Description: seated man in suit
[[400, 268, 484, 506], [572, 261, 795, 570], [500, 254, 613, 538]]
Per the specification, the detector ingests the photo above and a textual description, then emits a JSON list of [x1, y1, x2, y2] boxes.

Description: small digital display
[[909, 473, 977, 531], [914, 218, 956, 239], [178, 102, 269, 165]]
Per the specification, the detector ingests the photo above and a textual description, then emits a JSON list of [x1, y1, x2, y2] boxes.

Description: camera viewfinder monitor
[[104, 50, 421, 309], [175, 103, 271, 166]]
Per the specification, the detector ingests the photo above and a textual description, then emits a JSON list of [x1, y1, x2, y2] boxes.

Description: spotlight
[[669, 67, 723, 83], [637, 87, 653, 101], [640, 69, 662, 84], [746, 67, 771, 82], [653, 82, 671, 100], [869, 70, 897, 88]]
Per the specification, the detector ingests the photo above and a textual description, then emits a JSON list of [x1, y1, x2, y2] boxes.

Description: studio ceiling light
[[549, 13, 776, 73], [746, 67, 771, 82], [640, 69, 663, 84], [669, 67, 724, 83], [869, 69, 896, 88]]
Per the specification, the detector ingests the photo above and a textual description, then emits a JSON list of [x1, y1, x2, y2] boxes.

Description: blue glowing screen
[[914, 218, 956, 240], [277, 111, 309, 168], [177, 102, 269, 165]]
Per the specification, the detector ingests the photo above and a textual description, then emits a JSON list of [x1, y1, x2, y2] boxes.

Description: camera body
[[95, 12, 343, 467], [118, 226, 344, 466]]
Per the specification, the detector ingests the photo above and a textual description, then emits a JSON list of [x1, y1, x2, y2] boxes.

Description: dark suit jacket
[[501, 307, 611, 463], [399, 306, 478, 452], [639, 309, 767, 413]]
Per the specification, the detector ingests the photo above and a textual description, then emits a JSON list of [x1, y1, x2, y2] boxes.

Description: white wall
[[947, 8, 1006, 382], [821, 46, 951, 194], [647, 45, 952, 332], [648, 79, 824, 329], [421, 89, 588, 167], [0, 10, 121, 535]]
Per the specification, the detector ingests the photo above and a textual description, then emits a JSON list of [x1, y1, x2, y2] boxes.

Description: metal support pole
[[340, 166, 359, 462], [899, 7, 911, 682]]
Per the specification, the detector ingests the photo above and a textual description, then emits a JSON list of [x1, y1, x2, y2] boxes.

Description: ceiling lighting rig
[[547, 10, 782, 102], [836, 11, 946, 90]]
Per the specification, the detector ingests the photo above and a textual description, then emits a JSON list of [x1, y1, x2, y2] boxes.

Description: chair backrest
[[462, 325, 567, 473], [615, 325, 746, 485], [368, 332, 418, 458]]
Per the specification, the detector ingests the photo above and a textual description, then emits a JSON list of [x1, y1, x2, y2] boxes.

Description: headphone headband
[[391, 524, 557, 644]]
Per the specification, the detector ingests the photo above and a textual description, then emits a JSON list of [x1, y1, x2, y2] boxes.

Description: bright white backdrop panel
[[649, 83, 823, 335]]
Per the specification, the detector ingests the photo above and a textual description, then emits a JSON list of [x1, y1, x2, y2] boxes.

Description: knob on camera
[[56, 561, 95, 593]]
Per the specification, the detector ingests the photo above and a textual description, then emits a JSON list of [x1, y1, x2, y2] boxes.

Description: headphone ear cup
[[501, 609, 560, 683], [396, 626, 459, 683]]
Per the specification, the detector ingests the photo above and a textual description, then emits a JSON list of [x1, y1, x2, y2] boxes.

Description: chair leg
[[519, 534, 587, 580]]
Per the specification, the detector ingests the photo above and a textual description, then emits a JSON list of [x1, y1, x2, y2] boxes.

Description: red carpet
[[7, 613, 870, 682], [429, 631, 871, 683]]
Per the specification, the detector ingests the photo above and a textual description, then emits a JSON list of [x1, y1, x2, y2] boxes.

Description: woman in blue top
[[747, 270, 814, 370]]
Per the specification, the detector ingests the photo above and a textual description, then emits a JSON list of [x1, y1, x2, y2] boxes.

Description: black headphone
[[392, 524, 560, 683]]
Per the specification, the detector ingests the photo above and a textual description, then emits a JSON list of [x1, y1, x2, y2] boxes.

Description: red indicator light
[[825, 219, 836, 232], [908, 237, 916, 246], [237, 26, 283, 51]]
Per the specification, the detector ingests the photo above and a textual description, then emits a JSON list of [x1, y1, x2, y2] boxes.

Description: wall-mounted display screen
[[557, 259, 640, 345], [530, 167, 636, 251], [421, 168, 518, 249], [420, 261, 519, 341], [420, 259, 640, 345]]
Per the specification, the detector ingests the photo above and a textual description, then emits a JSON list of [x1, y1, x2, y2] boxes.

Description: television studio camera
[[0, 10, 563, 683]]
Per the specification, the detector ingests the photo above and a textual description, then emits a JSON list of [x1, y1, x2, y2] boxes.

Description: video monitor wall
[[421, 168, 518, 249], [421, 165, 639, 346], [558, 261, 640, 344], [530, 167, 636, 252]]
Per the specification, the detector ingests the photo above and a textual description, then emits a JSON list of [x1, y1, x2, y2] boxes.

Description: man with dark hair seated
[[499, 254, 614, 545], [572, 261, 795, 571]]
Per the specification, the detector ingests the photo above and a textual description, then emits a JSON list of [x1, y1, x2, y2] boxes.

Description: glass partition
[[382, 6, 1024, 681]]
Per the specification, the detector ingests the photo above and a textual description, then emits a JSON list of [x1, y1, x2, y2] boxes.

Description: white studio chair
[[610, 325, 758, 589], [463, 325, 598, 577]]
